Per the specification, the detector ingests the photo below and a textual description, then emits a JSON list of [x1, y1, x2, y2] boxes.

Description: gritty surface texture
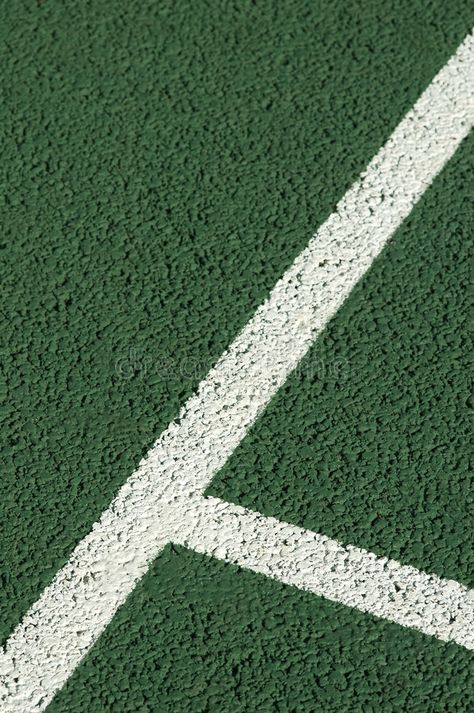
[[176, 496, 474, 649], [208, 130, 474, 587], [48, 546, 474, 713], [0, 0, 473, 710], [1, 0, 473, 646], [2, 34, 473, 711]]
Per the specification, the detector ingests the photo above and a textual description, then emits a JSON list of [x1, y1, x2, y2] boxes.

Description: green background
[[49, 546, 474, 712], [0, 0, 472, 709], [208, 131, 474, 587]]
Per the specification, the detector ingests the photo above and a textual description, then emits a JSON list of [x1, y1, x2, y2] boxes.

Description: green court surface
[[208, 132, 473, 587], [1, 0, 473, 710], [48, 547, 473, 713]]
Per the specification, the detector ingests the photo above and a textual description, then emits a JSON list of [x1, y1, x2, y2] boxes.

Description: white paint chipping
[[174, 496, 474, 650], [1, 32, 473, 713]]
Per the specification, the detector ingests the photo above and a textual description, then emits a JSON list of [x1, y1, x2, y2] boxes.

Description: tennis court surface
[[1, 2, 473, 711]]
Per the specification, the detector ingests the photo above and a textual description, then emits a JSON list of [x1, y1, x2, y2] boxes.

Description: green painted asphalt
[[0, 0, 473, 709], [48, 546, 474, 713], [208, 131, 474, 587]]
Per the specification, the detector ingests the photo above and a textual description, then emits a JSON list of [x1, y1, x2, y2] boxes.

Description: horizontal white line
[[174, 496, 474, 649], [1, 31, 473, 713]]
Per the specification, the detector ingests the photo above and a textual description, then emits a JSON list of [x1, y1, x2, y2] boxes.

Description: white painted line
[[173, 496, 474, 650], [1, 31, 473, 713]]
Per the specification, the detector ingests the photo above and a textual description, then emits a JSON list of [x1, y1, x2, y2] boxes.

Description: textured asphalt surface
[[1, 1, 473, 710]]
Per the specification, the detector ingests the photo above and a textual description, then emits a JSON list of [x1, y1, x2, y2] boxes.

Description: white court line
[[1, 31, 473, 713], [173, 496, 474, 650]]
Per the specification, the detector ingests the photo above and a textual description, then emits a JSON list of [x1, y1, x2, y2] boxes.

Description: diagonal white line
[[172, 496, 474, 650], [1, 31, 473, 713]]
